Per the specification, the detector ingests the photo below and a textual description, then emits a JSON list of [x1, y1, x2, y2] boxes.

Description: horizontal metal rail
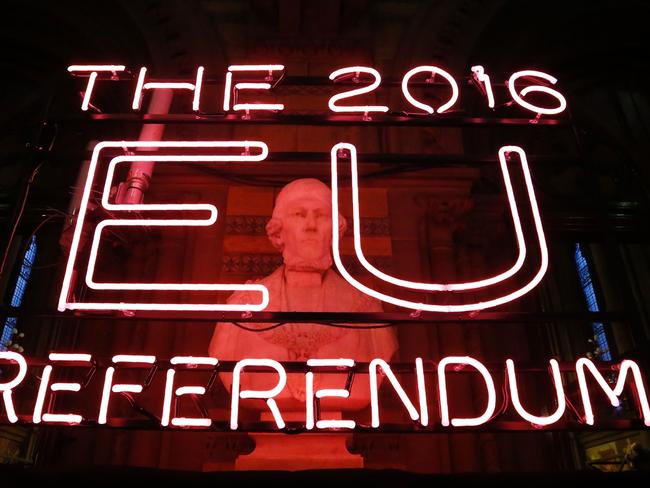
[[0, 309, 628, 324], [49, 113, 568, 127], [6, 418, 646, 433]]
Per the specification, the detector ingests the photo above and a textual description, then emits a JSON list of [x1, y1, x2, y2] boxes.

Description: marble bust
[[209, 178, 398, 411]]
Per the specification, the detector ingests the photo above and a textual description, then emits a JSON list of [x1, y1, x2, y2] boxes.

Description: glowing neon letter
[[33, 353, 92, 424], [98, 355, 156, 424], [0, 352, 27, 423], [305, 359, 355, 430], [131, 66, 205, 111], [576, 358, 650, 426], [58, 140, 270, 313], [231, 359, 286, 430], [369, 359, 426, 427], [328, 67, 389, 114], [401, 66, 459, 114], [470, 65, 495, 109], [67, 65, 126, 111], [438, 356, 496, 427], [330, 143, 548, 312], [507, 70, 567, 115], [161, 356, 217, 427], [223, 65, 285, 112], [506, 359, 566, 426]]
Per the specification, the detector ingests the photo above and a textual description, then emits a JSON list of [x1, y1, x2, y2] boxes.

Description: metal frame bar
[[51, 113, 567, 126], [0, 308, 629, 323]]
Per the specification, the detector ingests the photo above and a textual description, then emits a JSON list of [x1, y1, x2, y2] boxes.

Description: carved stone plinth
[[235, 412, 363, 471]]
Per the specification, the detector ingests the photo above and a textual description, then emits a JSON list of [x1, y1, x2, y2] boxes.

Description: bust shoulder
[[322, 269, 383, 312], [225, 265, 285, 307]]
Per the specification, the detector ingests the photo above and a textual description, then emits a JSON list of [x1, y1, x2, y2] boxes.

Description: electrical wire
[[0, 161, 44, 280], [230, 321, 396, 332], [230, 321, 395, 333]]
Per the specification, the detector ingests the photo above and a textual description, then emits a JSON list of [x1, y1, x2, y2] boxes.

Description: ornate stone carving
[[416, 195, 473, 229], [222, 254, 283, 275], [226, 215, 391, 236], [222, 254, 392, 276]]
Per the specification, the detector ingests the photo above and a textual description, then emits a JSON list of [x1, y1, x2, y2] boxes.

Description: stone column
[[456, 202, 507, 472], [418, 194, 480, 472]]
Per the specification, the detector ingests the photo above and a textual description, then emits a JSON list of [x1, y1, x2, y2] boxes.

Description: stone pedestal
[[235, 412, 363, 471]]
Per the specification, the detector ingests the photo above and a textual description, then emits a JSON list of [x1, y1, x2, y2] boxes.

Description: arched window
[[1, 236, 37, 351], [574, 243, 611, 361]]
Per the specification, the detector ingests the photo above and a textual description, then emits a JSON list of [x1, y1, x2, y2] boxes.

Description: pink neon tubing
[[68, 65, 126, 111], [438, 356, 497, 427], [508, 70, 567, 116], [0, 352, 27, 422], [339, 142, 526, 292], [58, 141, 270, 313], [330, 143, 549, 312], [224, 65, 285, 112], [228, 65, 285, 72], [470, 65, 495, 109], [68, 65, 126, 72], [328, 66, 389, 114], [576, 358, 650, 426], [0, 352, 27, 391], [232, 82, 286, 111], [506, 358, 566, 426], [81, 72, 97, 111], [132, 66, 204, 111], [401, 66, 459, 114]]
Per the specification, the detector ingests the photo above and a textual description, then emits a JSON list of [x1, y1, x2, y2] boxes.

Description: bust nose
[[304, 211, 318, 230]]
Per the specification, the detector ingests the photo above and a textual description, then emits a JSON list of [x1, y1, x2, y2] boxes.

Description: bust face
[[280, 196, 333, 271]]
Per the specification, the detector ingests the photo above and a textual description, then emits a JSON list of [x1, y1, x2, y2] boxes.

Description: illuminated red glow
[[58, 140, 271, 313], [61, 140, 547, 314], [2, 354, 648, 428], [331, 143, 548, 312]]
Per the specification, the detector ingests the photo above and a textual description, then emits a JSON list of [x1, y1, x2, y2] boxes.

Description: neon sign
[[1, 353, 648, 429], [18, 61, 634, 442], [61, 65, 562, 315], [68, 64, 568, 116]]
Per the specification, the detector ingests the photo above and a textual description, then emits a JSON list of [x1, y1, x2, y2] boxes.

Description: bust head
[[266, 178, 346, 272]]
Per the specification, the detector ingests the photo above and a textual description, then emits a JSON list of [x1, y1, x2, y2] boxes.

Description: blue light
[[1, 236, 37, 351], [574, 243, 611, 361]]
